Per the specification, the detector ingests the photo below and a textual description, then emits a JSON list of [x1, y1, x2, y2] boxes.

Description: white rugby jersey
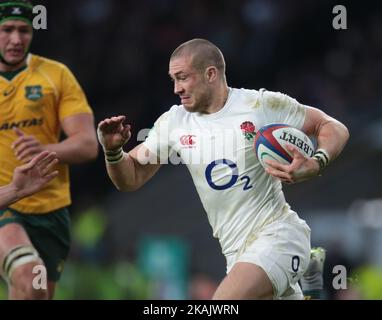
[[143, 88, 307, 256]]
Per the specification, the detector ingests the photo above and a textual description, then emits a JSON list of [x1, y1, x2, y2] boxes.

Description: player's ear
[[205, 66, 218, 83]]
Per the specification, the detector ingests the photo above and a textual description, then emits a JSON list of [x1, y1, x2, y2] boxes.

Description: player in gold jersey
[[0, 0, 98, 299]]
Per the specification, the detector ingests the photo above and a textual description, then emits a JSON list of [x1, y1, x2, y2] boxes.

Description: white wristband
[[312, 148, 330, 175], [105, 148, 124, 164]]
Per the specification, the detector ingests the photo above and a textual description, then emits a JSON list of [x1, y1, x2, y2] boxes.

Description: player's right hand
[[13, 151, 59, 199], [97, 115, 131, 151], [265, 145, 320, 184]]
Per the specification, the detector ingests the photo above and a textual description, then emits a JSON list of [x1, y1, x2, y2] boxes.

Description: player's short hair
[[171, 38, 226, 75]]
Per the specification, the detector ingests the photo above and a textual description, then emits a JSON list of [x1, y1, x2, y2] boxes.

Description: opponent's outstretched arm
[[265, 106, 350, 183], [97, 115, 161, 192], [0, 151, 59, 209]]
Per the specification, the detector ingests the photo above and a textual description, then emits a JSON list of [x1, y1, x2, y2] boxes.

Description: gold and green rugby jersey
[[0, 54, 93, 214]]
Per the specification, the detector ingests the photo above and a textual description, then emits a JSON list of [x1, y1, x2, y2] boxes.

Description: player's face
[[0, 20, 33, 69], [169, 55, 212, 113]]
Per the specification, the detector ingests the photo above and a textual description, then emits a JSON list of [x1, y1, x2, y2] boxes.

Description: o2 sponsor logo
[[205, 159, 253, 191]]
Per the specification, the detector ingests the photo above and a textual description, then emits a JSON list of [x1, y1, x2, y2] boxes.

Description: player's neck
[[0, 60, 27, 72], [205, 84, 229, 114]]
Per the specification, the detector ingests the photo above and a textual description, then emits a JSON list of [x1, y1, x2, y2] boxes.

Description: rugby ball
[[254, 124, 315, 168]]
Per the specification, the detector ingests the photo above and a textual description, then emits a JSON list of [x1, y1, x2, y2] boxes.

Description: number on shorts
[[292, 256, 300, 272]]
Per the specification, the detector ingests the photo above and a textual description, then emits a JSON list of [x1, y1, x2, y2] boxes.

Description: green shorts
[[0, 207, 71, 282]]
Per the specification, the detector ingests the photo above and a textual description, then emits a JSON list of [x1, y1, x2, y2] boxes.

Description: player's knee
[[11, 262, 49, 300], [2, 245, 48, 300]]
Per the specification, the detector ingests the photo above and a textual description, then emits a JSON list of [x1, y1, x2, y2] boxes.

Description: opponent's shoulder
[[30, 54, 63, 69], [29, 54, 73, 75]]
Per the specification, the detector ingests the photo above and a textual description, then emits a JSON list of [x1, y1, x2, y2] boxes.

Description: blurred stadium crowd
[[1, 0, 381, 299]]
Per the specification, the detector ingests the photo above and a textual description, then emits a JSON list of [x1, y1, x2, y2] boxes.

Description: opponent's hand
[[264, 145, 320, 184], [12, 128, 45, 163], [97, 115, 131, 151], [12, 151, 59, 199]]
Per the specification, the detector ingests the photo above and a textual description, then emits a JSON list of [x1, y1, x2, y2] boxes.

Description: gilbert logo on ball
[[254, 124, 315, 168]]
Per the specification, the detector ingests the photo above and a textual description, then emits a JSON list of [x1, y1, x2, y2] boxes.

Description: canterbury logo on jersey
[[180, 135, 196, 147], [0, 118, 43, 131]]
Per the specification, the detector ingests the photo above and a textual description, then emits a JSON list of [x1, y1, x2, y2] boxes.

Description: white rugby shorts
[[225, 211, 311, 299]]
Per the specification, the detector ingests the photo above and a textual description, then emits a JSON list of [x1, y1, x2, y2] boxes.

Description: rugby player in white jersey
[[97, 39, 349, 299]]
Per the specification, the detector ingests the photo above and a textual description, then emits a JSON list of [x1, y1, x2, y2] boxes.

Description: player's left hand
[[12, 128, 45, 163], [264, 145, 320, 184]]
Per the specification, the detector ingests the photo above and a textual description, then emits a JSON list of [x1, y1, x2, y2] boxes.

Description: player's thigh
[[213, 262, 273, 300], [235, 218, 311, 298], [25, 208, 71, 283]]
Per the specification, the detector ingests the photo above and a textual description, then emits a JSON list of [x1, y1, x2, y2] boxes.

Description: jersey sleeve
[[259, 89, 306, 129], [142, 110, 175, 163], [58, 65, 93, 121]]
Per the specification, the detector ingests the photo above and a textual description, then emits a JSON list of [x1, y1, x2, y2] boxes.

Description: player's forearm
[[315, 119, 349, 161], [45, 133, 99, 164], [106, 153, 139, 192], [0, 183, 19, 209]]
